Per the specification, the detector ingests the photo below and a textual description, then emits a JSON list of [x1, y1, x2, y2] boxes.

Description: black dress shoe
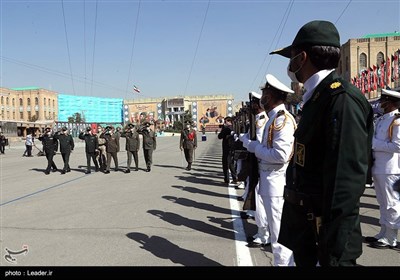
[[370, 241, 394, 249], [104, 170, 110, 174], [61, 170, 66, 174], [124, 169, 130, 173], [134, 168, 139, 171], [240, 212, 250, 219], [52, 169, 58, 172], [246, 235, 255, 243], [247, 241, 270, 248], [44, 171, 50, 175], [237, 196, 244, 201], [365, 236, 379, 243], [85, 170, 91, 174]]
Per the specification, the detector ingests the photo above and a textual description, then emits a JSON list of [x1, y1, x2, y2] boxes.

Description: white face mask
[[186, 125, 190, 129], [287, 52, 303, 83]]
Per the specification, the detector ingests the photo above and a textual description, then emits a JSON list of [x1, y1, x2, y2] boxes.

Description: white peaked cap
[[250, 91, 262, 99], [381, 88, 400, 100], [262, 74, 294, 94]]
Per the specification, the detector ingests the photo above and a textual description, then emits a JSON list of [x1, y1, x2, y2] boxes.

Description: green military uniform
[[54, 128, 74, 174], [280, 72, 374, 266], [121, 125, 140, 173], [140, 122, 157, 172], [79, 129, 100, 174], [180, 124, 197, 170]]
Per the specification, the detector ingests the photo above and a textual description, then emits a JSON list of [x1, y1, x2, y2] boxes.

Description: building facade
[[124, 94, 234, 132], [338, 32, 400, 100], [0, 87, 58, 137]]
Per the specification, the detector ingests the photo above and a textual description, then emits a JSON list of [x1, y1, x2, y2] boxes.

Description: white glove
[[247, 141, 259, 153], [234, 134, 239, 141], [239, 133, 251, 148], [230, 131, 235, 135], [239, 133, 248, 142]]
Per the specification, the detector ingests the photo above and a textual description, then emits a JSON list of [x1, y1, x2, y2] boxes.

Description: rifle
[[243, 93, 258, 211]]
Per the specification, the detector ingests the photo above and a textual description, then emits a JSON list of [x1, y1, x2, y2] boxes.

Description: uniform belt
[[284, 188, 321, 207]]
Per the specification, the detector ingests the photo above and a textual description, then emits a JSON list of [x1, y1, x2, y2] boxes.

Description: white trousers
[[259, 194, 294, 266], [372, 174, 400, 229]]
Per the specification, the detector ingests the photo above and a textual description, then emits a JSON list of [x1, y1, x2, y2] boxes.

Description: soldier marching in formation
[[121, 123, 140, 173], [96, 126, 107, 172], [38, 127, 59, 175], [100, 125, 120, 174], [180, 120, 197, 171], [139, 122, 157, 172], [54, 127, 74, 174], [79, 127, 100, 174]]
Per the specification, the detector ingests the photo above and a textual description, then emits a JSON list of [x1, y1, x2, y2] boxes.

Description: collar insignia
[[330, 82, 341, 89]]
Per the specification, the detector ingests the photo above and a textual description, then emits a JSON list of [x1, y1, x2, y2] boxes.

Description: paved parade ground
[[0, 134, 398, 272]]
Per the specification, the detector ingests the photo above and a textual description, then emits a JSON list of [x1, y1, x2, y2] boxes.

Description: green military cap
[[270, 20, 340, 58]]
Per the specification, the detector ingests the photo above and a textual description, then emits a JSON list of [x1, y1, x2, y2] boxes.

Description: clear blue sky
[[1, 0, 399, 103]]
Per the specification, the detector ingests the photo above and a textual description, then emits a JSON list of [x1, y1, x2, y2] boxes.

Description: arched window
[[359, 53, 367, 71], [6, 97, 9, 105], [35, 97, 38, 105], [19, 98, 23, 106], [1, 97, 3, 105], [12, 98, 15, 106], [43, 98, 46, 106], [377, 52, 384, 66], [27, 98, 31, 106]]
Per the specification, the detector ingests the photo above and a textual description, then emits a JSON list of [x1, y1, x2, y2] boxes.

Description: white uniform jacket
[[254, 104, 296, 196], [372, 109, 400, 175]]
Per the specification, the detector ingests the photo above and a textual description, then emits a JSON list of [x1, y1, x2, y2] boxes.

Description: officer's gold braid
[[267, 111, 297, 148], [388, 114, 400, 141]]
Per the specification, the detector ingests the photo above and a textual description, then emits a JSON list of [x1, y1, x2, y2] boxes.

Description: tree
[[183, 110, 193, 124], [68, 112, 85, 123]]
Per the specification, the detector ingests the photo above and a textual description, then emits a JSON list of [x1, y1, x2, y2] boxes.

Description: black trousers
[[24, 145, 33, 156], [86, 152, 99, 171], [61, 152, 71, 172], [222, 150, 236, 183], [0, 144, 5, 154], [45, 151, 57, 172], [143, 149, 153, 168]]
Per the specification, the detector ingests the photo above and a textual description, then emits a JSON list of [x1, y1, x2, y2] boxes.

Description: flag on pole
[[133, 85, 141, 93]]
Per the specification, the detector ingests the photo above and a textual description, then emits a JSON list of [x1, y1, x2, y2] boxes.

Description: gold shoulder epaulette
[[329, 80, 345, 95]]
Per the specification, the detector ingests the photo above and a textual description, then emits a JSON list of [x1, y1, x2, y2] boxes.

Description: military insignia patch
[[312, 92, 320, 101], [330, 82, 341, 89], [295, 142, 305, 167]]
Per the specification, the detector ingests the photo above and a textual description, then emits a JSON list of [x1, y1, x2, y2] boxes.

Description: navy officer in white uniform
[[240, 74, 296, 266], [367, 88, 400, 249]]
